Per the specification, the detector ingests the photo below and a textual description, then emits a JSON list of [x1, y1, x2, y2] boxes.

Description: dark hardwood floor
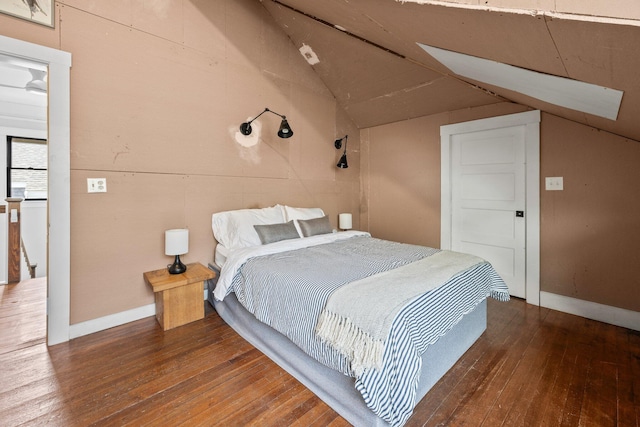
[[0, 278, 638, 426]]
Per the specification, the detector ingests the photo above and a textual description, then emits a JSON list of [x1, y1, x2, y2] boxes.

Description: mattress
[[211, 290, 487, 427]]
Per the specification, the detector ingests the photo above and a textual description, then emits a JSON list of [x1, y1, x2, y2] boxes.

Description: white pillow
[[283, 206, 325, 237], [283, 206, 325, 221], [211, 205, 286, 250]]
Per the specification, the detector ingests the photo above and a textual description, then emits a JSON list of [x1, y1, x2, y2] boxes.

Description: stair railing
[[20, 237, 37, 279]]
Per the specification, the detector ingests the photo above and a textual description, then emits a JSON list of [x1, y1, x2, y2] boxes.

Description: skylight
[[418, 43, 623, 120]]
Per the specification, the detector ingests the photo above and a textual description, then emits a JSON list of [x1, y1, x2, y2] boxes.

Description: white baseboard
[[540, 291, 640, 332], [64, 289, 640, 340], [69, 290, 211, 340], [69, 304, 156, 339]]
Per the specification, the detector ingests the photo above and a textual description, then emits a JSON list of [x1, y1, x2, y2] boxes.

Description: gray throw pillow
[[298, 215, 333, 237], [253, 221, 300, 245]]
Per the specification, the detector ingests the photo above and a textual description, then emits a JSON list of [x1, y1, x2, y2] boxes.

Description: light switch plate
[[87, 178, 107, 193], [545, 177, 563, 191]]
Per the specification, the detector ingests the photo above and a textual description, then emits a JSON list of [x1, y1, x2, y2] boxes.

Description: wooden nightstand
[[144, 262, 216, 330]]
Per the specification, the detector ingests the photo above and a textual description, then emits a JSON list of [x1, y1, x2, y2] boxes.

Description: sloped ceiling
[[261, 0, 640, 141]]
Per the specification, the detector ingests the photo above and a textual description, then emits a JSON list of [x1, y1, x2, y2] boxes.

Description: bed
[[207, 205, 509, 427]]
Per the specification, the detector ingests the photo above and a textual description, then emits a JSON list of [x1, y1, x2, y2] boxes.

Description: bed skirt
[[211, 289, 487, 426]]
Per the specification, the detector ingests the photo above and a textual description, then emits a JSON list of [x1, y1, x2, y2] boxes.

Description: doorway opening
[[0, 57, 49, 356], [0, 35, 72, 345]]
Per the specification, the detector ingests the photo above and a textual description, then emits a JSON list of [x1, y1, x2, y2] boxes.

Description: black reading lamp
[[240, 107, 293, 138], [335, 135, 348, 168]]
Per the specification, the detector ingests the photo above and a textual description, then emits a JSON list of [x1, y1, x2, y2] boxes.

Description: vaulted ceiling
[[261, 0, 640, 142]]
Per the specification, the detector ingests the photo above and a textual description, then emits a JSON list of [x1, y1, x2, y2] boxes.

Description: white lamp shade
[[165, 229, 189, 255], [339, 213, 352, 230]]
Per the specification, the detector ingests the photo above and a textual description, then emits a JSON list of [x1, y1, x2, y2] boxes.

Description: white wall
[[20, 201, 47, 279], [0, 123, 47, 284]]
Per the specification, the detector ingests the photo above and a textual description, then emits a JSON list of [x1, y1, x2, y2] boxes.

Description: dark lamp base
[[168, 255, 187, 274]]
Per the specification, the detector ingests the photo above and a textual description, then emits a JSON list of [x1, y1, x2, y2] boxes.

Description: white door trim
[[441, 110, 540, 306], [0, 35, 72, 344]]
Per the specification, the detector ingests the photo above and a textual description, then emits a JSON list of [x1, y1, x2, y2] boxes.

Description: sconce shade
[[337, 153, 348, 168], [339, 213, 352, 230], [165, 229, 189, 255], [240, 107, 293, 139], [278, 118, 293, 138], [335, 135, 348, 168]]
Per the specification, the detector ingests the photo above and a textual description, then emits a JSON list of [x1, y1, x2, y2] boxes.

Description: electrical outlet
[[545, 177, 563, 191], [87, 178, 107, 193]]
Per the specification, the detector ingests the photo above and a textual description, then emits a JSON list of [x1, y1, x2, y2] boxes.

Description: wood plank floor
[[0, 278, 638, 426]]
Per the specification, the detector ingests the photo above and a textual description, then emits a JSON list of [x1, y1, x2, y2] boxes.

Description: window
[[6, 136, 47, 200]]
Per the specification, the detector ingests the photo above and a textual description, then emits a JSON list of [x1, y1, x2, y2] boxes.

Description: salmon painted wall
[[360, 103, 529, 246], [539, 114, 640, 312], [1, 1, 360, 324], [362, 106, 640, 313]]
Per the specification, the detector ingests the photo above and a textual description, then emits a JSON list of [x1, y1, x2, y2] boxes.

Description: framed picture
[[0, 0, 54, 28]]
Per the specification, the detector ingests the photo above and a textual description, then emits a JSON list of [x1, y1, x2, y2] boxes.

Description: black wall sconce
[[240, 107, 293, 139], [335, 135, 348, 168]]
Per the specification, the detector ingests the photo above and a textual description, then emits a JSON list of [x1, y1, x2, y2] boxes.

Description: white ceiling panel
[[419, 43, 623, 120]]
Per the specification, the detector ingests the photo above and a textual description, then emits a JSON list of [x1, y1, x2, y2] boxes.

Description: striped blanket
[[217, 234, 509, 426], [316, 250, 485, 376]]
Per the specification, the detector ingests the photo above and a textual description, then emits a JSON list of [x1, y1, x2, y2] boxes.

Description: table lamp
[[165, 229, 188, 274], [339, 213, 352, 231]]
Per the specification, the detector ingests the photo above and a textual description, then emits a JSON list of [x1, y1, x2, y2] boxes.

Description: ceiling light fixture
[[25, 69, 47, 94], [335, 135, 348, 169], [0, 67, 47, 94], [240, 107, 293, 139]]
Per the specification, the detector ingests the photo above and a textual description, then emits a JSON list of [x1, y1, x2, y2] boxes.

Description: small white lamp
[[165, 229, 189, 274], [339, 213, 352, 231]]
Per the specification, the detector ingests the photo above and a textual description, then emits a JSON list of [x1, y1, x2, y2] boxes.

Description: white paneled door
[[451, 126, 526, 298], [441, 110, 540, 304]]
